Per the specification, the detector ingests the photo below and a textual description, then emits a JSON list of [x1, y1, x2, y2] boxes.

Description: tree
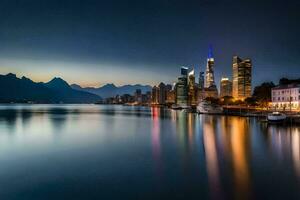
[[279, 78, 300, 85], [221, 96, 234, 105], [253, 82, 275, 107], [244, 97, 257, 106], [205, 97, 220, 105]]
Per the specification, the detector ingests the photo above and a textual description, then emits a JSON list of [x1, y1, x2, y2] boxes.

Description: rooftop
[[272, 83, 300, 90]]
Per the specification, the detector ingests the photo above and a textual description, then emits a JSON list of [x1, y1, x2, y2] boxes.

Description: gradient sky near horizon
[[0, 0, 299, 87]]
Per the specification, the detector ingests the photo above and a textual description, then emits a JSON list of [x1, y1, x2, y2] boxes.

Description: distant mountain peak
[[71, 82, 151, 98], [70, 84, 83, 90], [6, 73, 17, 78], [45, 77, 71, 90], [104, 83, 116, 87]]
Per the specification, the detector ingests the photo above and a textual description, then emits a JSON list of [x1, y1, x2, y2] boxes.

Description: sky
[[0, 0, 299, 87]]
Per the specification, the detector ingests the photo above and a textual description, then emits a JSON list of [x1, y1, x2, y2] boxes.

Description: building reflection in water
[[230, 117, 251, 200], [151, 107, 163, 176], [203, 116, 223, 199], [292, 128, 300, 177], [268, 125, 300, 178], [203, 116, 252, 199]]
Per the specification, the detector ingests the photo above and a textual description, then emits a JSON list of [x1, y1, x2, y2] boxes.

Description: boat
[[171, 104, 190, 110], [171, 105, 182, 110], [267, 112, 287, 123], [197, 100, 223, 114]]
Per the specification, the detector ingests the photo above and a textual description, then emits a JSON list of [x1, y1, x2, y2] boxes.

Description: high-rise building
[[204, 46, 218, 98], [165, 84, 174, 104], [176, 66, 188, 107], [151, 86, 159, 105], [181, 66, 188, 76], [232, 56, 252, 100], [158, 82, 166, 104], [198, 71, 205, 101], [205, 46, 216, 88], [204, 86, 219, 99], [135, 89, 142, 103], [188, 69, 197, 106], [220, 77, 232, 97], [199, 71, 205, 89]]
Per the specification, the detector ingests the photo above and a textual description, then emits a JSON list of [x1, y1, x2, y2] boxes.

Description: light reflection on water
[[0, 105, 299, 199]]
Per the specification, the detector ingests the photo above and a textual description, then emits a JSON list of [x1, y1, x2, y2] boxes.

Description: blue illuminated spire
[[208, 45, 213, 59]]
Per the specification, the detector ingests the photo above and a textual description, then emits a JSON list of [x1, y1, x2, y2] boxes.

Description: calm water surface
[[0, 105, 299, 199]]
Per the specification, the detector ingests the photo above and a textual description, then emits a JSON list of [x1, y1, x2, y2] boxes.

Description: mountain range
[[0, 73, 101, 103], [71, 83, 152, 98], [0, 73, 152, 103]]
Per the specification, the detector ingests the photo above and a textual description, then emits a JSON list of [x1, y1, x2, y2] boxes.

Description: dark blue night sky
[[0, 0, 299, 87]]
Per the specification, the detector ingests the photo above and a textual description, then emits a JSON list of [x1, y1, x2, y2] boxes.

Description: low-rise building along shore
[[271, 84, 300, 111]]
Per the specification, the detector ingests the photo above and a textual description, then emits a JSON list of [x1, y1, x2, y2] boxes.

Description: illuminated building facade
[[166, 84, 175, 104], [204, 46, 218, 98], [135, 89, 142, 103], [271, 84, 300, 110], [205, 46, 216, 88], [204, 86, 218, 99], [158, 82, 166, 104], [188, 69, 198, 106], [176, 66, 188, 107], [151, 86, 159, 104], [232, 56, 252, 100], [197, 71, 205, 101], [220, 77, 232, 97]]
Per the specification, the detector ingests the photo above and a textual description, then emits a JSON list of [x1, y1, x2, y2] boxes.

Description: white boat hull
[[197, 101, 223, 114], [267, 113, 287, 122]]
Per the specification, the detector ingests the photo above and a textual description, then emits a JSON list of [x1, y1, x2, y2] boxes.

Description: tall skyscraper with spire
[[204, 45, 218, 98], [205, 45, 216, 88]]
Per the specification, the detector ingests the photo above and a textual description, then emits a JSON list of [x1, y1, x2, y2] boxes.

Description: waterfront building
[[121, 94, 134, 103], [232, 56, 252, 100], [188, 69, 197, 106], [204, 86, 218, 99], [135, 89, 142, 103], [141, 91, 151, 105], [176, 66, 188, 107], [271, 84, 300, 111], [220, 77, 232, 97], [151, 86, 159, 105], [165, 84, 175, 104], [158, 82, 166, 105], [166, 89, 175, 104]]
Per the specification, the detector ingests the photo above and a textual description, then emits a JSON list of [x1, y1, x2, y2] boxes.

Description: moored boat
[[267, 112, 287, 123], [197, 100, 223, 114]]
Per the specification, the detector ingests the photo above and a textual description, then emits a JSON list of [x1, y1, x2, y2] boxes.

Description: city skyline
[[0, 0, 299, 87]]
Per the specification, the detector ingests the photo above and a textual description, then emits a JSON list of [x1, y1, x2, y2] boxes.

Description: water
[[0, 105, 299, 199]]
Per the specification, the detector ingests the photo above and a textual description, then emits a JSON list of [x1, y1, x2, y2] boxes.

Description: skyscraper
[[205, 46, 216, 88], [151, 86, 159, 105], [199, 71, 205, 90], [135, 89, 142, 103], [158, 82, 166, 104], [166, 84, 175, 105], [188, 69, 197, 106], [176, 66, 188, 107], [204, 46, 218, 98], [232, 56, 252, 100], [181, 66, 188, 76], [220, 77, 232, 97], [198, 71, 205, 101]]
